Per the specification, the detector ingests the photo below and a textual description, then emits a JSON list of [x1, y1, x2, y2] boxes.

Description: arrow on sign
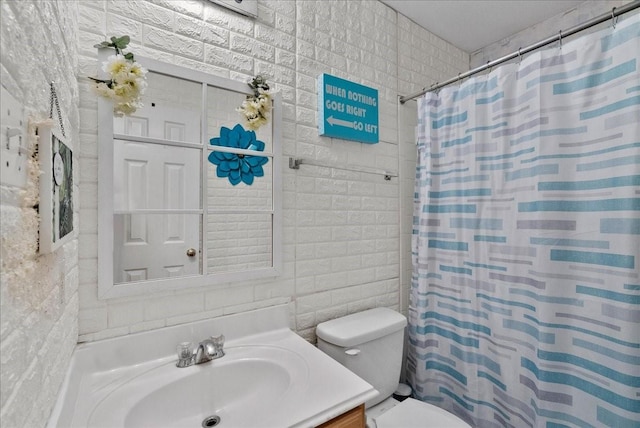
[[327, 116, 354, 128]]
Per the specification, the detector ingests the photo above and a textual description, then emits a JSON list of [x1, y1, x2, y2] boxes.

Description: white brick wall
[[75, 0, 468, 345], [0, 1, 79, 427], [397, 13, 469, 316], [3, 1, 631, 424]]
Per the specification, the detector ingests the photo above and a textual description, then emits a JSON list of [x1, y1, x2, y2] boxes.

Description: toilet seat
[[373, 398, 471, 428]]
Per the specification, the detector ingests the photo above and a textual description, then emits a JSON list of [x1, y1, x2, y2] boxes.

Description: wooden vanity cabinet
[[317, 404, 365, 428]]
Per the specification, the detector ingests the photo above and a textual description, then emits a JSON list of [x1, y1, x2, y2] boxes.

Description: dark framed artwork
[[38, 123, 74, 253]]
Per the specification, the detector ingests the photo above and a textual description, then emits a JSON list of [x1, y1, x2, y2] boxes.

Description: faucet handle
[[177, 342, 194, 358], [211, 334, 225, 356], [176, 342, 194, 367]]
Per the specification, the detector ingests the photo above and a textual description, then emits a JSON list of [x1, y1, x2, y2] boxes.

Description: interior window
[[98, 53, 282, 299]]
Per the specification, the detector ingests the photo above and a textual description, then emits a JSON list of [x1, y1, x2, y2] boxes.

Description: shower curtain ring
[[457, 72, 462, 86], [611, 7, 618, 28], [517, 48, 522, 64], [558, 30, 563, 50]]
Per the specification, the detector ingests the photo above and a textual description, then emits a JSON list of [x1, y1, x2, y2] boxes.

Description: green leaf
[[113, 35, 130, 49], [124, 52, 134, 61], [110, 36, 118, 43], [93, 41, 112, 48]]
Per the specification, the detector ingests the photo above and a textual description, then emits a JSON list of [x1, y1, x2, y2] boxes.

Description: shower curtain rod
[[399, 0, 640, 104]]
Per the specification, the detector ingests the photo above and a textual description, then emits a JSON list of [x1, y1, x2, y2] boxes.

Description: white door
[[113, 104, 201, 283]]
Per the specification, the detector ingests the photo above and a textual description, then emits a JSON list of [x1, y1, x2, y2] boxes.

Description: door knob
[[186, 248, 196, 257]]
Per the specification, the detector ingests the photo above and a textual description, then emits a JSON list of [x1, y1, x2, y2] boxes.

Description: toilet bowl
[[316, 308, 471, 428]]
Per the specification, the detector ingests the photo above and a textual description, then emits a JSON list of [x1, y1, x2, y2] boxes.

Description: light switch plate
[[1, 85, 28, 189]]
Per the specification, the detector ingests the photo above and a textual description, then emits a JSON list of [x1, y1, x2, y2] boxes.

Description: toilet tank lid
[[316, 308, 407, 347]]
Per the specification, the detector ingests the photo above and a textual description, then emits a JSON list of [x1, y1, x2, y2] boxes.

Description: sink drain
[[202, 415, 221, 427]]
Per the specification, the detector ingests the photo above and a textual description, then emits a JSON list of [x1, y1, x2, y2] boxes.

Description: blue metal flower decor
[[208, 124, 269, 186]]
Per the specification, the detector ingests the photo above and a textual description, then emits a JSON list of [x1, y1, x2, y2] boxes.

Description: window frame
[[97, 50, 282, 299]]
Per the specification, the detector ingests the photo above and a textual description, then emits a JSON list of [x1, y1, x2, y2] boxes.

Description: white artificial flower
[[236, 77, 272, 130], [114, 101, 139, 116], [93, 47, 147, 116], [103, 54, 129, 76], [258, 95, 271, 110], [128, 62, 147, 78], [93, 81, 116, 100]]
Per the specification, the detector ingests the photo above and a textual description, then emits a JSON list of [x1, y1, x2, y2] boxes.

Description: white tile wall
[[0, 2, 79, 426], [76, 0, 468, 345]]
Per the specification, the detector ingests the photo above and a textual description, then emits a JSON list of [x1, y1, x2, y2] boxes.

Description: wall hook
[[288, 157, 301, 169]]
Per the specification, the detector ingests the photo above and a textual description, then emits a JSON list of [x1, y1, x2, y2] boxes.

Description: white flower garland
[[90, 36, 147, 116], [1, 119, 44, 288], [237, 75, 271, 130]]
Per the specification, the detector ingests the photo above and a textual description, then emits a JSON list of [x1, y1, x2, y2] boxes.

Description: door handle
[[186, 248, 196, 257]]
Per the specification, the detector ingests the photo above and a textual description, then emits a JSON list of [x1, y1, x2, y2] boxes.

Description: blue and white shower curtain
[[408, 12, 639, 428]]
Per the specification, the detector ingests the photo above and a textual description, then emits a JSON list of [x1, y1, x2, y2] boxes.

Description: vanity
[[47, 305, 375, 427]]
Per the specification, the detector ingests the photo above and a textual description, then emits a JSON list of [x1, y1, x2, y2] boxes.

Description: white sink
[[49, 305, 377, 428], [89, 345, 309, 428]]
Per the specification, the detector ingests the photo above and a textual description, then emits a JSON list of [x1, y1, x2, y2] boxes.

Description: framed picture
[[38, 123, 74, 253]]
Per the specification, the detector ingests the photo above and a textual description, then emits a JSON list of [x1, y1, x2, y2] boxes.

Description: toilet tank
[[316, 308, 407, 408]]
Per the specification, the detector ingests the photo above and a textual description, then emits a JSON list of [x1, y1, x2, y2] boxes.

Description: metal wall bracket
[[288, 157, 301, 170]]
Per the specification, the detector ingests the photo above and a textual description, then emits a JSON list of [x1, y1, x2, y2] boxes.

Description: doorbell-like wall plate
[[1, 85, 28, 189], [208, 0, 257, 19]]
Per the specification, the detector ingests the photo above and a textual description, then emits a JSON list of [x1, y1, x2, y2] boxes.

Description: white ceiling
[[381, 0, 585, 52]]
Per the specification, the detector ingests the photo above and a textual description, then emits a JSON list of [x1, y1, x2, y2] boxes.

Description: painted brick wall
[[0, 1, 79, 426], [396, 13, 470, 316], [76, 0, 468, 344], [470, 0, 630, 69]]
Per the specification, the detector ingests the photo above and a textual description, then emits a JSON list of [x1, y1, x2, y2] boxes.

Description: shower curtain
[[408, 12, 639, 428]]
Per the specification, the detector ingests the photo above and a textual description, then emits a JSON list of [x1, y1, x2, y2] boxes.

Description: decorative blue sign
[[318, 74, 379, 144]]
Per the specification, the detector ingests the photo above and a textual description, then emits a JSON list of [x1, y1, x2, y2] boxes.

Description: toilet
[[316, 307, 471, 428]]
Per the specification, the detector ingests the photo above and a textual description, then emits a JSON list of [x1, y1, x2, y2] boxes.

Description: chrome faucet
[[176, 335, 225, 368]]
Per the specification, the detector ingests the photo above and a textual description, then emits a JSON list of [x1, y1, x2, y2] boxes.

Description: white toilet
[[316, 307, 471, 428]]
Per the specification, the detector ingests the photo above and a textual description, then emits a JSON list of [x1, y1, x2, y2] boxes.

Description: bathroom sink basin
[[87, 345, 309, 428], [49, 306, 377, 428]]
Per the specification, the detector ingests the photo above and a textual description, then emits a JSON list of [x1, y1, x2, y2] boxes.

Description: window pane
[[114, 213, 202, 284], [206, 85, 273, 154], [114, 72, 202, 143], [206, 157, 272, 211], [206, 213, 273, 273], [113, 140, 201, 211]]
